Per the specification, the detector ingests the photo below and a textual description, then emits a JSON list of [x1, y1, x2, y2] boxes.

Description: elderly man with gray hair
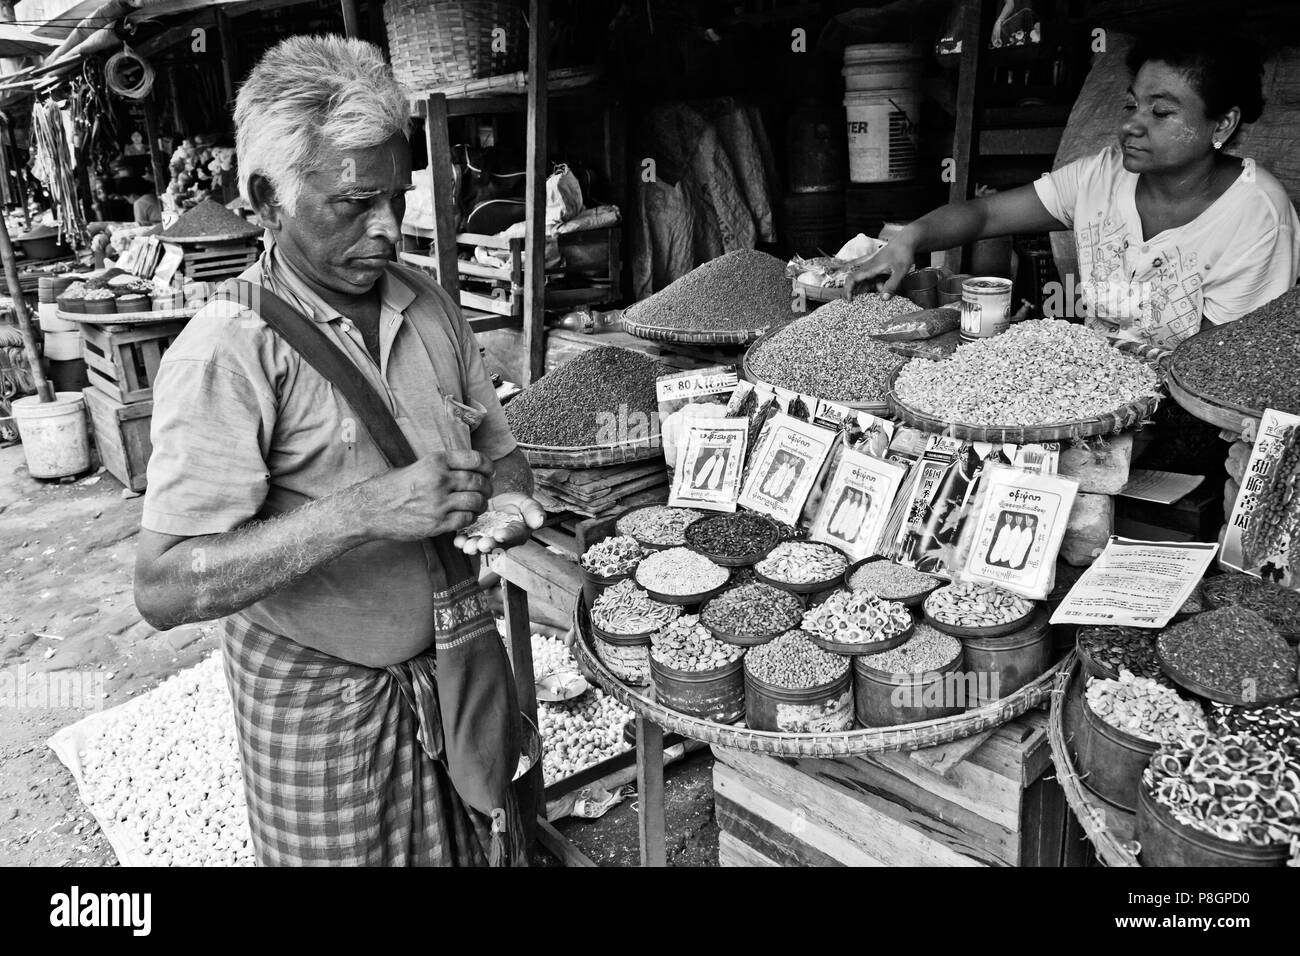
[[133, 36, 544, 866]]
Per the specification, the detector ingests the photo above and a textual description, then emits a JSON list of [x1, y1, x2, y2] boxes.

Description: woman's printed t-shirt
[[1034, 146, 1300, 350]]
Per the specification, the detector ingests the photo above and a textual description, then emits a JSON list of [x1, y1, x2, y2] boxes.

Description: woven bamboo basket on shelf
[[619, 314, 779, 348], [384, 0, 526, 93], [572, 597, 1068, 756], [518, 435, 662, 468], [1046, 656, 1142, 867], [886, 367, 1162, 443]]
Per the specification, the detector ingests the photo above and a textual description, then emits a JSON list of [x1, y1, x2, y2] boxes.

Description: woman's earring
[[1213, 140, 1223, 150]]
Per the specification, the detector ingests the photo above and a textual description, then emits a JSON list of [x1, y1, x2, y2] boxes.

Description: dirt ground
[[0, 441, 718, 867]]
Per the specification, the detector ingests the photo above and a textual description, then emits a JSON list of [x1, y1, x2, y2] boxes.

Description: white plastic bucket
[[844, 89, 921, 182], [39, 301, 79, 333], [43, 329, 83, 361], [843, 43, 923, 91], [843, 43, 922, 183], [12, 391, 91, 478]]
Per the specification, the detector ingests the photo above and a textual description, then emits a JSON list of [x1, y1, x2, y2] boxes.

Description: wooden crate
[[81, 320, 187, 404], [400, 227, 621, 318], [180, 239, 260, 281], [82, 387, 152, 492], [712, 710, 1074, 867]]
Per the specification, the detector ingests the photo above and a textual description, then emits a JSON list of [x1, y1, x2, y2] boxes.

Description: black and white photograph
[[0, 0, 1295, 917]]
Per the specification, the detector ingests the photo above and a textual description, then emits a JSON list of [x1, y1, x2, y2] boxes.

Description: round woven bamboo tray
[[741, 322, 892, 416], [59, 307, 197, 326], [1164, 362, 1263, 433], [159, 229, 260, 245], [517, 436, 662, 468], [1046, 655, 1143, 866], [572, 597, 1069, 755], [886, 367, 1162, 442], [620, 312, 779, 347]]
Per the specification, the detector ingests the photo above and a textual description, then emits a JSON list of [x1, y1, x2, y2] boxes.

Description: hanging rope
[[104, 44, 155, 100]]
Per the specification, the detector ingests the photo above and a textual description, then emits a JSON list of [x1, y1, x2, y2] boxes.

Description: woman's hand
[[847, 238, 916, 299]]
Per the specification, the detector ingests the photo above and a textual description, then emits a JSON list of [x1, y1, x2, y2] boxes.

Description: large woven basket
[[384, 0, 527, 93], [571, 596, 1067, 756], [1046, 656, 1142, 866], [887, 366, 1162, 443]]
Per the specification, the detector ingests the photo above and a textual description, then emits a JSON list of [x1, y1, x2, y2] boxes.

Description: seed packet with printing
[[737, 412, 837, 525], [657, 365, 738, 478], [887, 435, 966, 573], [810, 448, 907, 560], [801, 406, 897, 526], [956, 464, 1080, 600], [668, 418, 749, 513], [726, 380, 775, 468]]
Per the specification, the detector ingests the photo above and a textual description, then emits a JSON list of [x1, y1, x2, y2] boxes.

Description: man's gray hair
[[235, 35, 410, 215]]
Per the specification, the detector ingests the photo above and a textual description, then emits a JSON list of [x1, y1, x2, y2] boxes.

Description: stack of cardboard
[[533, 460, 668, 517]]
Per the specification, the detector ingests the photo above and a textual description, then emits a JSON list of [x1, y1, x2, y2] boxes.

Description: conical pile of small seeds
[[505, 346, 669, 447]]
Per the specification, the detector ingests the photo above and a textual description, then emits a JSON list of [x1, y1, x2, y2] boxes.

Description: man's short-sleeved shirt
[[1034, 146, 1300, 350], [142, 245, 517, 666]]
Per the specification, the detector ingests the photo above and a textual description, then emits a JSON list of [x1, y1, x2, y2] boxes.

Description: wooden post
[[635, 716, 667, 867], [142, 94, 168, 199], [945, 0, 989, 275], [521, 0, 548, 384], [215, 9, 238, 106], [167, 67, 185, 135], [0, 218, 54, 402], [423, 94, 460, 301], [340, 0, 361, 38], [0, 125, 12, 208], [13, 141, 30, 231]]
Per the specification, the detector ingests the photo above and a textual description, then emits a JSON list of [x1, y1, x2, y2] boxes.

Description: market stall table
[[489, 523, 694, 866], [570, 595, 1072, 866]]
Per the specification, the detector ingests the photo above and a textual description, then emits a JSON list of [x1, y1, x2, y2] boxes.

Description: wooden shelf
[[410, 66, 601, 114]]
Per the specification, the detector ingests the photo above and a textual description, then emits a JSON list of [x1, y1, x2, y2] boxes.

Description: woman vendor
[[849, 28, 1300, 365]]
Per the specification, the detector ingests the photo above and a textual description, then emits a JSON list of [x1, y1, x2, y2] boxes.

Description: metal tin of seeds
[[684, 511, 781, 567], [844, 555, 943, 607], [753, 541, 850, 594], [806, 619, 915, 657], [959, 276, 1013, 341], [615, 503, 706, 550]]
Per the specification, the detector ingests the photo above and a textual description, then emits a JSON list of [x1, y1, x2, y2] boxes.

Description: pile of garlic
[[531, 632, 633, 785], [77, 653, 255, 866]]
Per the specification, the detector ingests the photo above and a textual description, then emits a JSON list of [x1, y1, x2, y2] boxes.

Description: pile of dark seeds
[[505, 346, 669, 447], [1203, 573, 1300, 638], [1157, 607, 1300, 701], [685, 512, 779, 559], [624, 249, 792, 332], [747, 303, 906, 403], [159, 199, 261, 239], [1170, 287, 1300, 414], [701, 583, 804, 640], [1077, 625, 1167, 683]]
